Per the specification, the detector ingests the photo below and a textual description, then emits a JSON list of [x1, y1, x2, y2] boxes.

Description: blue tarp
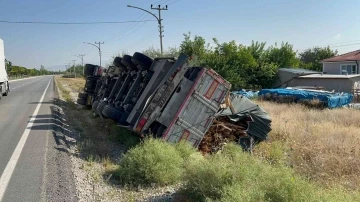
[[258, 88, 353, 109], [232, 89, 259, 99]]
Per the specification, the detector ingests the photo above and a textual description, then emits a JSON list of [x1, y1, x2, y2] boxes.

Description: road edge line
[[0, 77, 52, 201]]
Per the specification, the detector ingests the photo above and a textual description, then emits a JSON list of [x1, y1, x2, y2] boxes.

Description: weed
[[254, 101, 360, 190], [116, 138, 184, 187]]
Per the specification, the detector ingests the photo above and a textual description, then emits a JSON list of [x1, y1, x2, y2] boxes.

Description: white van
[[0, 38, 10, 99]]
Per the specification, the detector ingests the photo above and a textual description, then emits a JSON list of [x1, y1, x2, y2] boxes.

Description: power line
[[0, 20, 156, 24], [167, 0, 180, 5], [103, 0, 169, 42]]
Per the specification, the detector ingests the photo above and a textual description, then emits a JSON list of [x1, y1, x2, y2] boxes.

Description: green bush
[[183, 144, 260, 200], [116, 138, 184, 187], [183, 143, 360, 202], [174, 140, 197, 160]]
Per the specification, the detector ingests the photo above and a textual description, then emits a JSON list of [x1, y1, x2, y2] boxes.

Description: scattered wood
[[198, 116, 249, 154]]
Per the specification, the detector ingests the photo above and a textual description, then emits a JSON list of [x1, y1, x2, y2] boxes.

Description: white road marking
[[0, 78, 52, 201]]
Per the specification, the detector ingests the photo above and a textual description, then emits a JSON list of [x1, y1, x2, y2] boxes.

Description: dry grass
[[253, 101, 360, 190], [57, 77, 86, 92]]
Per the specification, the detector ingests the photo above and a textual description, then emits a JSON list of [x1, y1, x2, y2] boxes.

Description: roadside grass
[[253, 101, 360, 190], [116, 138, 187, 187], [57, 76, 86, 92], [114, 138, 360, 202]]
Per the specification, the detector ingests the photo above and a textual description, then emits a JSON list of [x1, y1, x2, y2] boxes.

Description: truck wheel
[[131, 52, 153, 70], [77, 98, 87, 105], [78, 92, 88, 99], [85, 64, 96, 76], [113, 57, 127, 71], [85, 81, 96, 89], [96, 101, 107, 115], [102, 105, 123, 121], [3, 89, 8, 96], [118, 111, 130, 124], [92, 100, 99, 111], [121, 55, 138, 71], [84, 87, 95, 93]]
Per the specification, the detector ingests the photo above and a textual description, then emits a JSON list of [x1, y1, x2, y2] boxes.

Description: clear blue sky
[[0, 0, 359, 71]]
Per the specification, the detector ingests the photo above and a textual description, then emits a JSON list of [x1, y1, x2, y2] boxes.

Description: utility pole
[[84, 42, 104, 67], [73, 54, 85, 75], [72, 60, 76, 78], [127, 4, 168, 55]]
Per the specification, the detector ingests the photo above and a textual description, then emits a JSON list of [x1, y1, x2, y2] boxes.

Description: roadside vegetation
[[5, 60, 61, 77]]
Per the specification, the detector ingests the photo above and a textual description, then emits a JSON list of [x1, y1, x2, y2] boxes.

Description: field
[[54, 76, 360, 201], [255, 101, 360, 190]]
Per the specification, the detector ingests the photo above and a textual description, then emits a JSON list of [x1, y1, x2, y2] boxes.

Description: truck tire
[[118, 111, 130, 124], [131, 52, 153, 70], [85, 64, 96, 76], [3, 89, 8, 96], [121, 55, 137, 71], [96, 101, 107, 115], [84, 87, 95, 93], [102, 105, 122, 121], [78, 92, 88, 99], [87, 76, 99, 81], [85, 81, 96, 89], [113, 57, 127, 71], [77, 98, 87, 105], [92, 100, 99, 111]]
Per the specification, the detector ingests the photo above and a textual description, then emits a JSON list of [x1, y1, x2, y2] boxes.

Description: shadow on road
[[27, 98, 80, 155]]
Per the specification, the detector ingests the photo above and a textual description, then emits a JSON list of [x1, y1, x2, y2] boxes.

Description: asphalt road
[[0, 76, 77, 202]]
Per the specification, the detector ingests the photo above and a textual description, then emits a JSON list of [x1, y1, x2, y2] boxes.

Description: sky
[[0, 0, 360, 71]]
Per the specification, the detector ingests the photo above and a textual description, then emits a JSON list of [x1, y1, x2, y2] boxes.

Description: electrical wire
[[167, 0, 180, 5], [0, 20, 156, 24], [103, 0, 169, 42]]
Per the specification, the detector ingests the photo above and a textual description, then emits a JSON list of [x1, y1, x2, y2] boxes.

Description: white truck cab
[[0, 38, 10, 99]]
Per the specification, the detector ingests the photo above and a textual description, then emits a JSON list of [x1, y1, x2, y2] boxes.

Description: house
[[273, 68, 320, 88], [289, 74, 360, 93], [273, 67, 360, 94], [321, 49, 360, 75]]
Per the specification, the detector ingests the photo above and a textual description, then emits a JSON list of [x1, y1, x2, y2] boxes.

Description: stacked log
[[198, 116, 249, 154]]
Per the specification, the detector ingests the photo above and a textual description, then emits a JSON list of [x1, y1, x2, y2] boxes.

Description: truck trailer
[[0, 38, 10, 99]]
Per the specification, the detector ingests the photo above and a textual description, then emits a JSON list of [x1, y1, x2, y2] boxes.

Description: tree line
[[5, 60, 61, 77], [141, 32, 338, 90]]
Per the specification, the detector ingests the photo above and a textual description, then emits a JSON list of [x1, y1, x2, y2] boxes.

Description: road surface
[[0, 76, 77, 202]]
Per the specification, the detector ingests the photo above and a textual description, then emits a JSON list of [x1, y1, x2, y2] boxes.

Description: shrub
[[183, 143, 360, 202], [116, 138, 184, 187], [174, 140, 197, 160], [183, 143, 263, 201]]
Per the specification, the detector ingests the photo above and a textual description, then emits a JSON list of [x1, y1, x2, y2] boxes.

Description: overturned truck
[[78, 52, 271, 151]]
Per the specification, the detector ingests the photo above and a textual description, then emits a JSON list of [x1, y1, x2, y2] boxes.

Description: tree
[[299, 46, 338, 71], [265, 42, 300, 68], [180, 32, 208, 59], [142, 46, 180, 58]]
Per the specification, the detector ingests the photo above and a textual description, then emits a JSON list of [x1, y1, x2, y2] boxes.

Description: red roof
[[321, 49, 360, 62]]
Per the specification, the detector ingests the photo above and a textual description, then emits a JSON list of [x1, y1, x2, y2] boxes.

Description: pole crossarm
[[84, 42, 100, 50], [127, 5, 159, 22]]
